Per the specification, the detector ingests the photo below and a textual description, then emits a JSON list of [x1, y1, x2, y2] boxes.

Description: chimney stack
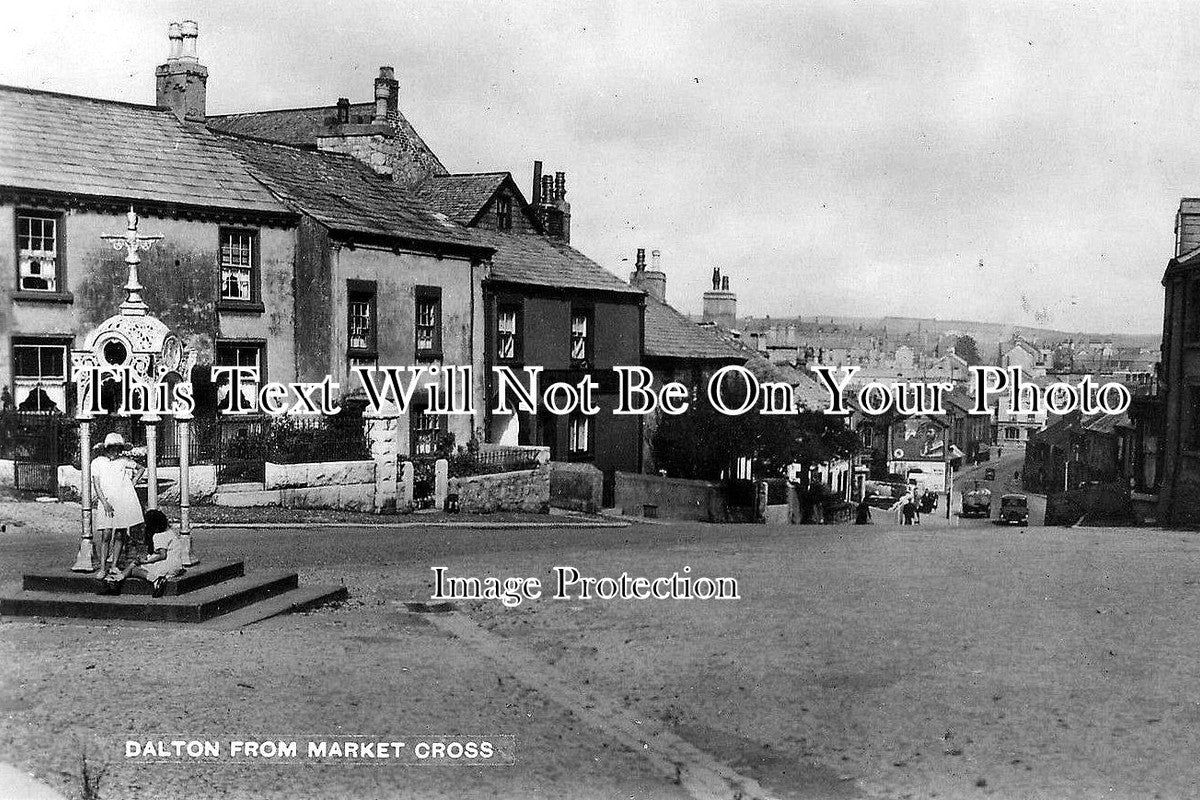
[[703, 270, 737, 329], [534, 167, 572, 243], [531, 160, 543, 206], [629, 247, 666, 303], [373, 66, 398, 121], [156, 20, 208, 122]]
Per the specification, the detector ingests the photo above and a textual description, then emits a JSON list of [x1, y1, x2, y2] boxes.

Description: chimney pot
[[635, 248, 646, 271], [336, 97, 350, 124], [554, 171, 566, 201], [167, 22, 183, 60], [541, 175, 555, 205], [180, 20, 199, 61], [651, 249, 661, 271], [721, 276, 730, 291], [532, 160, 543, 206]]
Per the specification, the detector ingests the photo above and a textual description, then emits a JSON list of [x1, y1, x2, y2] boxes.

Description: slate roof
[[470, 229, 641, 295], [214, 134, 487, 251], [206, 101, 447, 174], [0, 85, 287, 214], [643, 296, 745, 362], [415, 173, 509, 225]]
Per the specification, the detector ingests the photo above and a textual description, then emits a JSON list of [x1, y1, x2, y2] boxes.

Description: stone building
[[4, 19, 662, 501], [213, 135, 492, 455], [630, 249, 746, 471], [414, 166, 644, 503], [207, 23, 637, 475], [0, 81, 297, 415], [1156, 198, 1200, 523]]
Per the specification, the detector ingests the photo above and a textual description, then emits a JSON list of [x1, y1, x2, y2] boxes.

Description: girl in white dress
[[91, 433, 144, 578], [109, 509, 183, 597]]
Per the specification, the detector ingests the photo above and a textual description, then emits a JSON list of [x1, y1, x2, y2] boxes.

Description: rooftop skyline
[[0, 1, 1186, 333]]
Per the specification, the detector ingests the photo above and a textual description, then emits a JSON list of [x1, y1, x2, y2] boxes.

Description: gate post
[[71, 414, 97, 572]]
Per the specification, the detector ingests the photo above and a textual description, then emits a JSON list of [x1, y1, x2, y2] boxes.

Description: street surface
[[953, 448, 1047, 527], [2, 507, 1195, 798]]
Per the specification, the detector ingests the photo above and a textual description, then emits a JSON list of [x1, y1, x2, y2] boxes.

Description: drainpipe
[[470, 257, 477, 436]]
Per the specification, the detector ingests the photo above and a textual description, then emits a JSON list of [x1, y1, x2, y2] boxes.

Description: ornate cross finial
[[100, 207, 163, 317]]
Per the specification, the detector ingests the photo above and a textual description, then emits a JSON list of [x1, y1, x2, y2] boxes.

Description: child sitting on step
[[105, 509, 185, 597]]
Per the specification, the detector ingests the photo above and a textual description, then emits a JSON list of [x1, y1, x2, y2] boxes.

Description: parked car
[[983, 467, 996, 481], [998, 494, 1029, 527], [962, 485, 992, 517]]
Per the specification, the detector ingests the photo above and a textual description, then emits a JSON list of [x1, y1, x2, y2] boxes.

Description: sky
[[0, 0, 1193, 333]]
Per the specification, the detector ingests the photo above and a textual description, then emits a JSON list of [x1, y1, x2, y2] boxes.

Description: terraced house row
[[0, 21, 742, 503]]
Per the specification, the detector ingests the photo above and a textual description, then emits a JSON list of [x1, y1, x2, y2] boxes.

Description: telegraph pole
[[944, 419, 952, 519]]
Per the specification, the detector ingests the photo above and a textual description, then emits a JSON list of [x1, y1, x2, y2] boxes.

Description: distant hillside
[[731, 314, 1160, 350]]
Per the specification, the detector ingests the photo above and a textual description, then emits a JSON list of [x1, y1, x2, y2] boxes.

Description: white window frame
[[568, 414, 590, 455], [349, 298, 372, 351], [497, 308, 518, 360], [219, 229, 255, 302], [12, 339, 68, 411], [17, 212, 59, 292], [570, 312, 590, 363]]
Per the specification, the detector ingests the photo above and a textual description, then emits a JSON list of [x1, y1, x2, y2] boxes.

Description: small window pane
[[13, 346, 41, 378]]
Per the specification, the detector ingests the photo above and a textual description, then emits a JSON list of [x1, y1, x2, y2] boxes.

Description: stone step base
[[22, 560, 246, 596], [0, 570, 308, 623], [201, 584, 349, 629]]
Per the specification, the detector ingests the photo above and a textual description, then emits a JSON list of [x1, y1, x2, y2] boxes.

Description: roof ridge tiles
[[206, 101, 374, 118], [207, 130, 320, 150], [0, 83, 167, 111]]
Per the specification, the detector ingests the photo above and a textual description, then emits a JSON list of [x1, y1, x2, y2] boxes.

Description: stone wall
[[448, 464, 551, 514], [266, 459, 376, 513], [264, 460, 375, 490], [55, 464, 218, 504], [614, 471, 728, 522], [549, 461, 603, 512]]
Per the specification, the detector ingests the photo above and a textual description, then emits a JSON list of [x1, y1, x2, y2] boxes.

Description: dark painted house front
[[1158, 198, 1200, 524], [416, 168, 645, 503]]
